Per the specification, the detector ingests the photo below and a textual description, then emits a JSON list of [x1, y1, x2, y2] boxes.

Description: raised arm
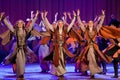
[[41, 12, 49, 30], [30, 11, 34, 20], [54, 12, 58, 22], [97, 10, 105, 32], [77, 10, 86, 32], [41, 11, 54, 32], [27, 10, 39, 32], [1, 12, 14, 32], [67, 11, 76, 32], [62, 12, 67, 24], [67, 12, 72, 20], [94, 15, 100, 26]]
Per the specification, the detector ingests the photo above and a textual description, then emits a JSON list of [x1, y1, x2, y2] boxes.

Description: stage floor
[[0, 63, 119, 80]]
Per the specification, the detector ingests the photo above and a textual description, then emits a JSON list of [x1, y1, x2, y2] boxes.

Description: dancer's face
[[17, 20, 25, 28], [88, 20, 93, 27], [58, 20, 64, 28]]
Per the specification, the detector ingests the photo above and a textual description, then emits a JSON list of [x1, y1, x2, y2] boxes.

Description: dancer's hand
[[55, 12, 58, 18], [67, 12, 71, 17], [67, 12, 72, 20], [77, 9, 80, 16], [73, 11, 76, 17], [63, 12, 67, 17], [40, 12, 44, 20], [44, 11, 48, 17], [35, 10, 39, 17], [102, 10, 105, 15], [31, 11, 34, 20]]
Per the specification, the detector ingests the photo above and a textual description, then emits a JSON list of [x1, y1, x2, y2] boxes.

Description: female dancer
[[0, 11, 39, 79], [77, 9, 110, 78], [41, 11, 76, 78]]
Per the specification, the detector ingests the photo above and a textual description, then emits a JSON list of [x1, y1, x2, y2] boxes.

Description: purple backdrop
[[0, 0, 120, 62], [0, 0, 120, 25]]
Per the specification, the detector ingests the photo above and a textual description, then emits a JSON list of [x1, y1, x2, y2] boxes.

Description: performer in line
[[41, 11, 76, 79], [0, 11, 39, 79], [77, 9, 110, 78]]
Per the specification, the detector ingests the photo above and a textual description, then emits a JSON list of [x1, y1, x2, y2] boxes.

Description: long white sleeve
[[77, 16, 86, 32], [43, 17, 54, 32], [27, 16, 38, 32], [3, 18, 14, 32], [67, 16, 76, 32], [97, 15, 105, 32]]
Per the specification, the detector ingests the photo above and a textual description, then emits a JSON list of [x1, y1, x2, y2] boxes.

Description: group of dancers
[[0, 9, 120, 80]]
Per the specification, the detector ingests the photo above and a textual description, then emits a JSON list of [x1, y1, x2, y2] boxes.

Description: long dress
[[77, 14, 111, 76], [0, 16, 37, 77], [86, 30, 102, 75], [41, 15, 78, 76], [50, 29, 67, 76]]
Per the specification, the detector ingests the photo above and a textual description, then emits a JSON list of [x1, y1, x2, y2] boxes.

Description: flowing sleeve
[[67, 16, 76, 32], [67, 28, 84, 44], [39, 36, 51, 45], [39, 30, 51, 45], [97, 15, 105, 32], [77, 15, 86, 32], [30, 29, 50, 37], [0, 30, 13, 45], [43, 17, 54, 32], [98, 26, 120, 39], [3, 18, 14, 32], [27, 16, 38, 33]]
